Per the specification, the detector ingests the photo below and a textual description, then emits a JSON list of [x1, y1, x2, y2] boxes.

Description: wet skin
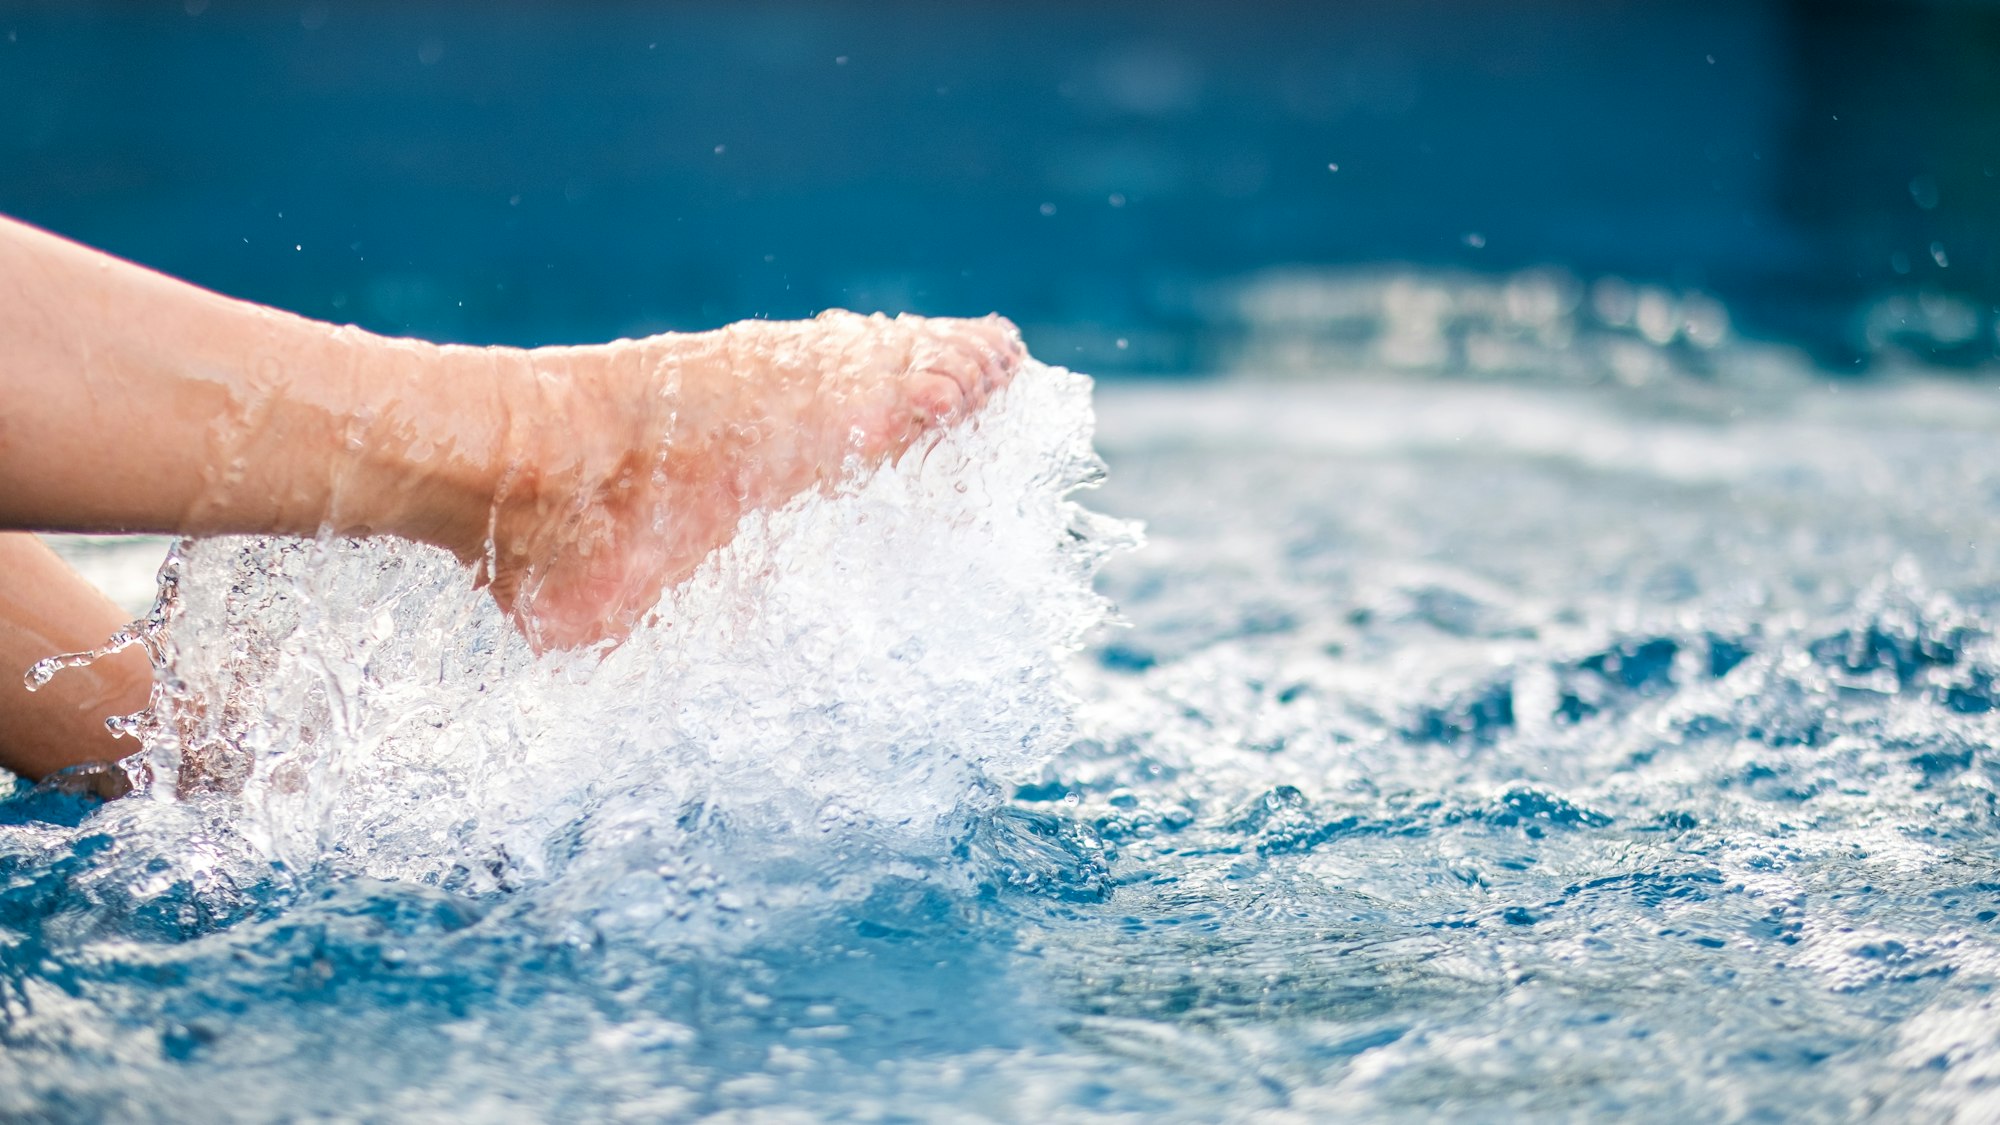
[[0, 215, 1024, 777]]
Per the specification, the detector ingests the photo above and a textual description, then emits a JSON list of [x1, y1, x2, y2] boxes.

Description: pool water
[[9, 345, 2000, 1120]]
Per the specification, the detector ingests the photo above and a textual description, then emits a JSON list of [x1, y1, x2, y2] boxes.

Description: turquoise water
[[10, 334, 2000, 1120]]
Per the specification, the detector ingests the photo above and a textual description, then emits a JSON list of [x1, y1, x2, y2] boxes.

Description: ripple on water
[[13, 369, 2000, 1119]]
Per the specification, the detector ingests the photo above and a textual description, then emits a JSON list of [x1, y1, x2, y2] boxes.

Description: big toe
[[964, 314, 1027, 380], [924, 315, 1027, 402]]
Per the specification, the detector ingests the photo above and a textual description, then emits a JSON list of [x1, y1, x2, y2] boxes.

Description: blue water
[[11, 328, 2000, 1120], [5, 1, 1997, 374]]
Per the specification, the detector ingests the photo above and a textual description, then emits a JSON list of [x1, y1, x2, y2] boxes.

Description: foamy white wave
[[117, 361, 1135, 915]]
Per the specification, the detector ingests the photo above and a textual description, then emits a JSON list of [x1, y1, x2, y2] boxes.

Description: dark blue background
[[2, 0, 1995, 373]]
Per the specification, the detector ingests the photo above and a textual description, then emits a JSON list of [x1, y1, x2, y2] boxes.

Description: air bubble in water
[[105, 362, 1136, 933]]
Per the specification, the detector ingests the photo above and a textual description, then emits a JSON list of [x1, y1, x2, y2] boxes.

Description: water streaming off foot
[[133, 360, 1129, 907], [2, 361, 1140, 1118], [13, 325, 2000, 1120]]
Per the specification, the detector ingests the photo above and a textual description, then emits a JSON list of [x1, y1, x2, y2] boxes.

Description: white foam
[[118, 361, 1135, 922]]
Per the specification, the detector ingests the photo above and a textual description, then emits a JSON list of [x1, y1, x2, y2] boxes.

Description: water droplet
[[24, 657, 59, 691], [1039, 203, 1057, 217]]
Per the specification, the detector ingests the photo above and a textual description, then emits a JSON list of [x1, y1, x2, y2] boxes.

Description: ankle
[[349, 339, 529, 566]]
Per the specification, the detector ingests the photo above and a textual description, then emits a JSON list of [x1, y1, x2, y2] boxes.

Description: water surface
[[9, 353, 2000, 1121]]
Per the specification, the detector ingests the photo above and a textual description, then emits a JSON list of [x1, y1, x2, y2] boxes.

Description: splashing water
[[120, 361, 1127, 908], [1, 360, 1143, 1119], [15, 314, 2000, 1120]]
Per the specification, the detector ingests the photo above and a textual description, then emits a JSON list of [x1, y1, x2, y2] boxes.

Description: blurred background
[[1, 0, 1996, 378]]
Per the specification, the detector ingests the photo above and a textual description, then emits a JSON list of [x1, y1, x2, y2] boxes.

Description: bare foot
[[447, 310, 1024, 652]]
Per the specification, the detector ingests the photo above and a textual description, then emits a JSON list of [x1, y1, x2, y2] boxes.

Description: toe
[[979, 314, 1027, 361], [927, 316, 1025, 400], [910, 368, 966, 422], [923, 335, 989, 403], [974, 316, 1026, 391]]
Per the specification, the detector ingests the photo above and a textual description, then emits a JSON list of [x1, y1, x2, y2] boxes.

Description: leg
[[0, 532, 150, 782], [0, 215, 1023, 653]]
